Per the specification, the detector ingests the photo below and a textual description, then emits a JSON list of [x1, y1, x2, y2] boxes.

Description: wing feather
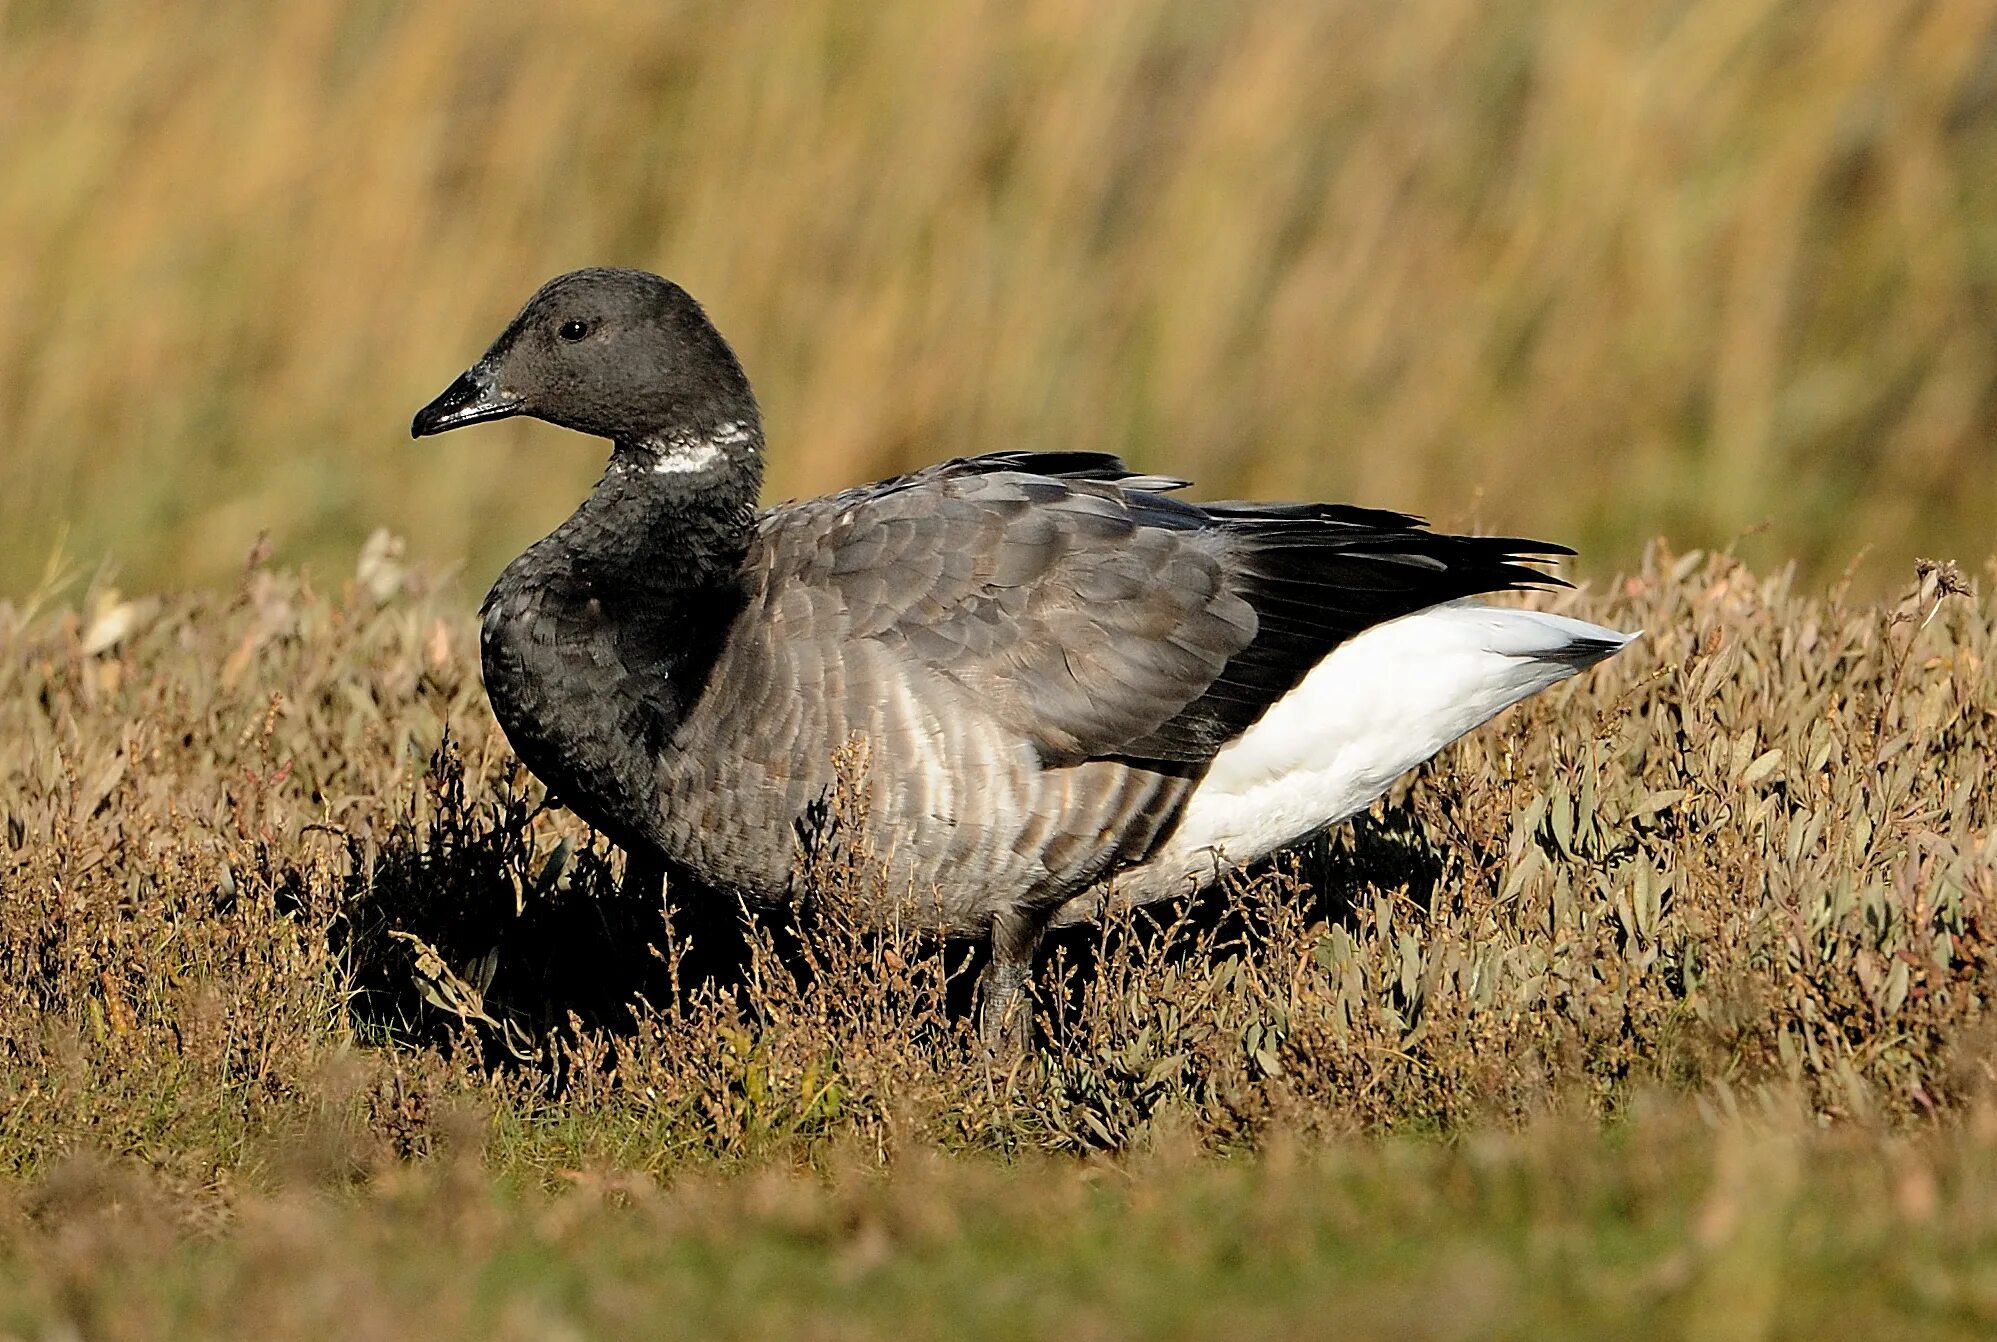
[[752, 452, 1568, 767]]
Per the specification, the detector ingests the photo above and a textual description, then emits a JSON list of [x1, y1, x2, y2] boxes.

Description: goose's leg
[[977, 908, 1044, 1055]]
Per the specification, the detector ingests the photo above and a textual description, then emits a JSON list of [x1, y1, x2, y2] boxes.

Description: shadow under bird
[[412, 267, 1636, 1048]]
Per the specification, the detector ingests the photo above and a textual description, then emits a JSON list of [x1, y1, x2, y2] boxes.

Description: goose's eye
[[558, 320, 590, 343]]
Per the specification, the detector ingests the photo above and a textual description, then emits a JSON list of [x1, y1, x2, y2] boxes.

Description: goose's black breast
[[479, 538, 745, 850]]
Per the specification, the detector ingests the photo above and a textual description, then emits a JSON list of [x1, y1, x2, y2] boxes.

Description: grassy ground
[[5, 0, 1997, 591], [0, 546, 1992, 1335], [9, 1109, 1997, 1341]]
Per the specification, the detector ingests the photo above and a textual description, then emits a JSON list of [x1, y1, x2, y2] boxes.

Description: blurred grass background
[[4, 0, 1996, 594]]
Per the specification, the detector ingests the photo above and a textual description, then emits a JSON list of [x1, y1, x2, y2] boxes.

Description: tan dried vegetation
[[4, 0, 1997, 590], [1, 545, 1990, 1179], [2, 547, 1995, 1334]]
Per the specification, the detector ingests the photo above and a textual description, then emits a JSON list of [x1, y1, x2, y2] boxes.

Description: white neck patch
[[652, 439, 724, 475], [642, 422, 755, 475]]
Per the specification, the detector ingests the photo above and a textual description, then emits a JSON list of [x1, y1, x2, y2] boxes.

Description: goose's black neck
[[480, 424, 764, 849], [549, 428, 764, 590]]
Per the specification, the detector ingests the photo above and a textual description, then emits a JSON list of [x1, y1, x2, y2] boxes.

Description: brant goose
[[412, 268, 1635, 1047]]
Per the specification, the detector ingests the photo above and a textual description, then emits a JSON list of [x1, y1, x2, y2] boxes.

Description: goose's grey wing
[[755, 451, 1570, 767]]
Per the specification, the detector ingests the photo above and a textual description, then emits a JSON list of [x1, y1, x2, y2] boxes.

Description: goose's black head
[[412, 268, 761, 470]]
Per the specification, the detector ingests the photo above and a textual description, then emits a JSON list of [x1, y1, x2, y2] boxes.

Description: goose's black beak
[[411, 365, 521, 437]]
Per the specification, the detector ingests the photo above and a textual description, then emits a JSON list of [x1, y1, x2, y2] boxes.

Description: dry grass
[[5, 0, 1997, 590], [0, 544, 1993, 1332], [0, 545, 1990, 1164]]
